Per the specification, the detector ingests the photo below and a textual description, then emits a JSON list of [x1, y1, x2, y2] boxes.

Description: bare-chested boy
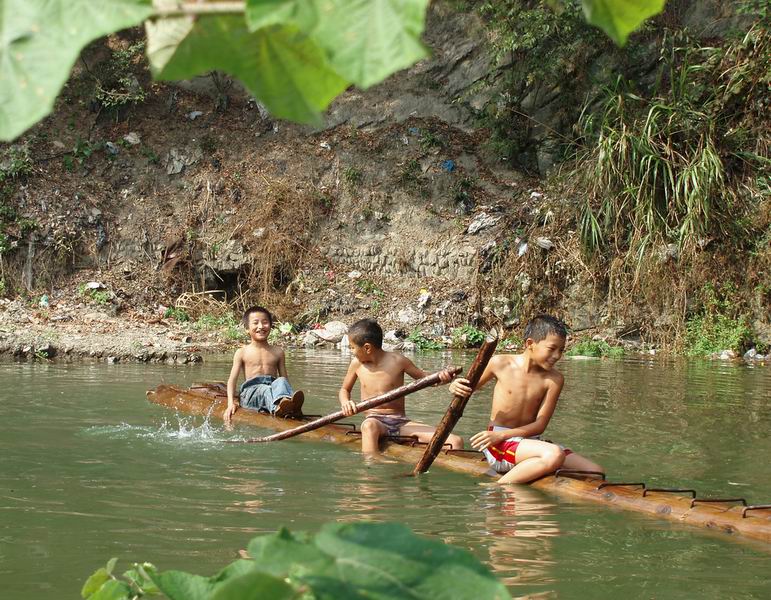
[[224, 306, 304, 422], [449, 315, 602, 484], [339, 318, 463, 454]]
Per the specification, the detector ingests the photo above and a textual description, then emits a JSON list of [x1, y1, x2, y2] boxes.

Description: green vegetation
[[576, 26, 770, 260], [78, 284, 112, 306], [81, 522, 509, 600], [92, 41, 147, 110], [451, 324, 486, 348], [355, 278, 384, 296], [343, 166, 362, 186], [685, 284, 752, 356], [566, 339, 624, 358], [194, 313, 243, 341], [419, 130, 445, 151], [407, 330, 444, 350], [163, 307, 190, 322], [268, 322, 295, 344], [0, 145, 33, 182]]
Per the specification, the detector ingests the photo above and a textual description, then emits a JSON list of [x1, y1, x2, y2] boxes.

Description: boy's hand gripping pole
[[242, 367, 461, 443], [413, 334, 498, 475]]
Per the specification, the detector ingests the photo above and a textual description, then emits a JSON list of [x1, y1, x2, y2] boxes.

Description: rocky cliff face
[[1, 1, 768, 353]]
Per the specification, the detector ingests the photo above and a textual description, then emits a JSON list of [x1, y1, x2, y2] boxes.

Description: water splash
[[83, 414, 245, 446]]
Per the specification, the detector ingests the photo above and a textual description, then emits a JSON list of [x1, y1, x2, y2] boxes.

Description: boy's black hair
[[348, 318, 383, 348], [242, 306, 273, 327], [524, 314, 568, 342]]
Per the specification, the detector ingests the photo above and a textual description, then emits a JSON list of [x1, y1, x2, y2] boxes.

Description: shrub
[[407, 330, 444, 350], [163, 307, 190, 322], [566, 339, 624, 358], [451, 324, 486, 348], [685, 284, 752, 356]]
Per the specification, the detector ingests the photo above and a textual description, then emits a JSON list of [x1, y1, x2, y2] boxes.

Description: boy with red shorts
[[449, 315, 602, 484]]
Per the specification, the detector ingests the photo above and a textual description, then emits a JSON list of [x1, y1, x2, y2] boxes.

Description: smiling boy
[[450, 315, 602, 484], [339, 318, 462, 455], [224, 306, 303, 422]]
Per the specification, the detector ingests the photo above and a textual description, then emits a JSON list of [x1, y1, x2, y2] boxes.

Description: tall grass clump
[[684, 284, 752, 356], [574, 25, 770, 262]]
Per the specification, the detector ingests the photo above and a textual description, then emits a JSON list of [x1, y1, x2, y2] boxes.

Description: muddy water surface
[[1, 351, 769, 598]]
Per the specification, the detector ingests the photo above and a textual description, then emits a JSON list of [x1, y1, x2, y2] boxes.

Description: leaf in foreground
[[146, 15, 348, 124], [0, 0, 152, 141], [581, 0, 666, 46]]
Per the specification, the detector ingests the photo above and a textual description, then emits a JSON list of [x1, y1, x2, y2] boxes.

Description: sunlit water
[[0, 351, 769, 598]]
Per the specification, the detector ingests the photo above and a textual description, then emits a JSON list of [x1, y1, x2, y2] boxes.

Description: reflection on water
[[0, 353, 770, 599]]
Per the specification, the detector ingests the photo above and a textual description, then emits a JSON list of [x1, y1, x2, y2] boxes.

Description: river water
[[1, 351, 769, 598]]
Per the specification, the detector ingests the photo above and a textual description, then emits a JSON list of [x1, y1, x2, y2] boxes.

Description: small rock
[[535, 237, 554, 250], [85, 281, 105, 290], [530, 191, 543, 199], [743, 348, 757, 361], [466, 212, 501, 235], [106, 356, 118, 364], [187, 110, 203, 120], [417, 290, 431, 309], [319, 141, 332, 150], [347, 270, 362, 279], [105, 142, 119, 155], [123, 132, 141, 145], [384, 330, 401, 344]]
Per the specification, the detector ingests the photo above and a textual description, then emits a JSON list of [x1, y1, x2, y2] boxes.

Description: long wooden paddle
[[413, 334, 498, 475], [242, 366, 461, 443]]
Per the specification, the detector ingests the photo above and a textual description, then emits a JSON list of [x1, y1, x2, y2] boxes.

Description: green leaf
[[0, 0, 153, 141], [245, 0, 430, 88], [151, 570, 216, 600], [146, 15, 347, 123], [311, 0, 430, 88], [81, 567, 110, 598], [581, 0, 666, 46], [88, 579, 132, 600], [247, 527, 332, 577], [105, 557, 118, 576], [245, 0, 318, 31], [307, 522, 511, 600], [212, 572, 297, 600]]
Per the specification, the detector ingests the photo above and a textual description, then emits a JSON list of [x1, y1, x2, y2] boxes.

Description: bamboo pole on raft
[[242, 367, 462, 443], [413, 334, 498, 475]]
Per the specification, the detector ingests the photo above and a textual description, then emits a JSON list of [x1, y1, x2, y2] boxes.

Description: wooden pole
[[242, 366, 461, 443], [413, 334, 498, 475]]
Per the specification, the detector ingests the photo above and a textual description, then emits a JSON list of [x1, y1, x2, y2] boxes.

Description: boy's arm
[[470, 374, 564, 450], [401, 356, 454, 384], [338, 360, 360, 416], [224, 348, 244, 421], [277, 348, 288, 379], [448, 355, 500, 397]]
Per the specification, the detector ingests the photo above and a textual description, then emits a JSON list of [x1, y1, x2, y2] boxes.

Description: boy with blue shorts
[[224, 306, 304, 422]]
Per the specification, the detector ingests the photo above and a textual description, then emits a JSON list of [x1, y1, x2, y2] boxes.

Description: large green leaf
[[87, 579, 132, 600], [151, 570, 216, 600], [146, 15, 348, 123], [247, 527, 333, 577], [245, 0, 430, 88], [0, 0, 152, 141], [582, 0, 666, 46], [304, 522, 511, 600], [212, 572, 297, 600]]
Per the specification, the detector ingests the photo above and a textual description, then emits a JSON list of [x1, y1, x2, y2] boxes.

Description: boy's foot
[[274, 390, 304, 418]]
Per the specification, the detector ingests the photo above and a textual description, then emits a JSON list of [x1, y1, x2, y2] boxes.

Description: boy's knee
[[543, 446, 565, 471], [361, 419, 380, 436], [449, 434, 464, 449]]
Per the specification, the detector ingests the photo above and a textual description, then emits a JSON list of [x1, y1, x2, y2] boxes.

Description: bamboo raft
[[147, 383, 771, 547]]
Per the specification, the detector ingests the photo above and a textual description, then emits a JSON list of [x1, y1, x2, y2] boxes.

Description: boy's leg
[[399, 422, 464, 450], [496, 439, 565, 484], [360, 417, 389, 454], [271, 378, 304, 417], [562, 451, 604, 474]]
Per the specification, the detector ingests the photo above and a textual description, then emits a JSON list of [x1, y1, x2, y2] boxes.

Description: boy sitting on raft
[[339, 318, 463, 455], [224, 306, 304, 422], [449, 314, 602, 484]]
